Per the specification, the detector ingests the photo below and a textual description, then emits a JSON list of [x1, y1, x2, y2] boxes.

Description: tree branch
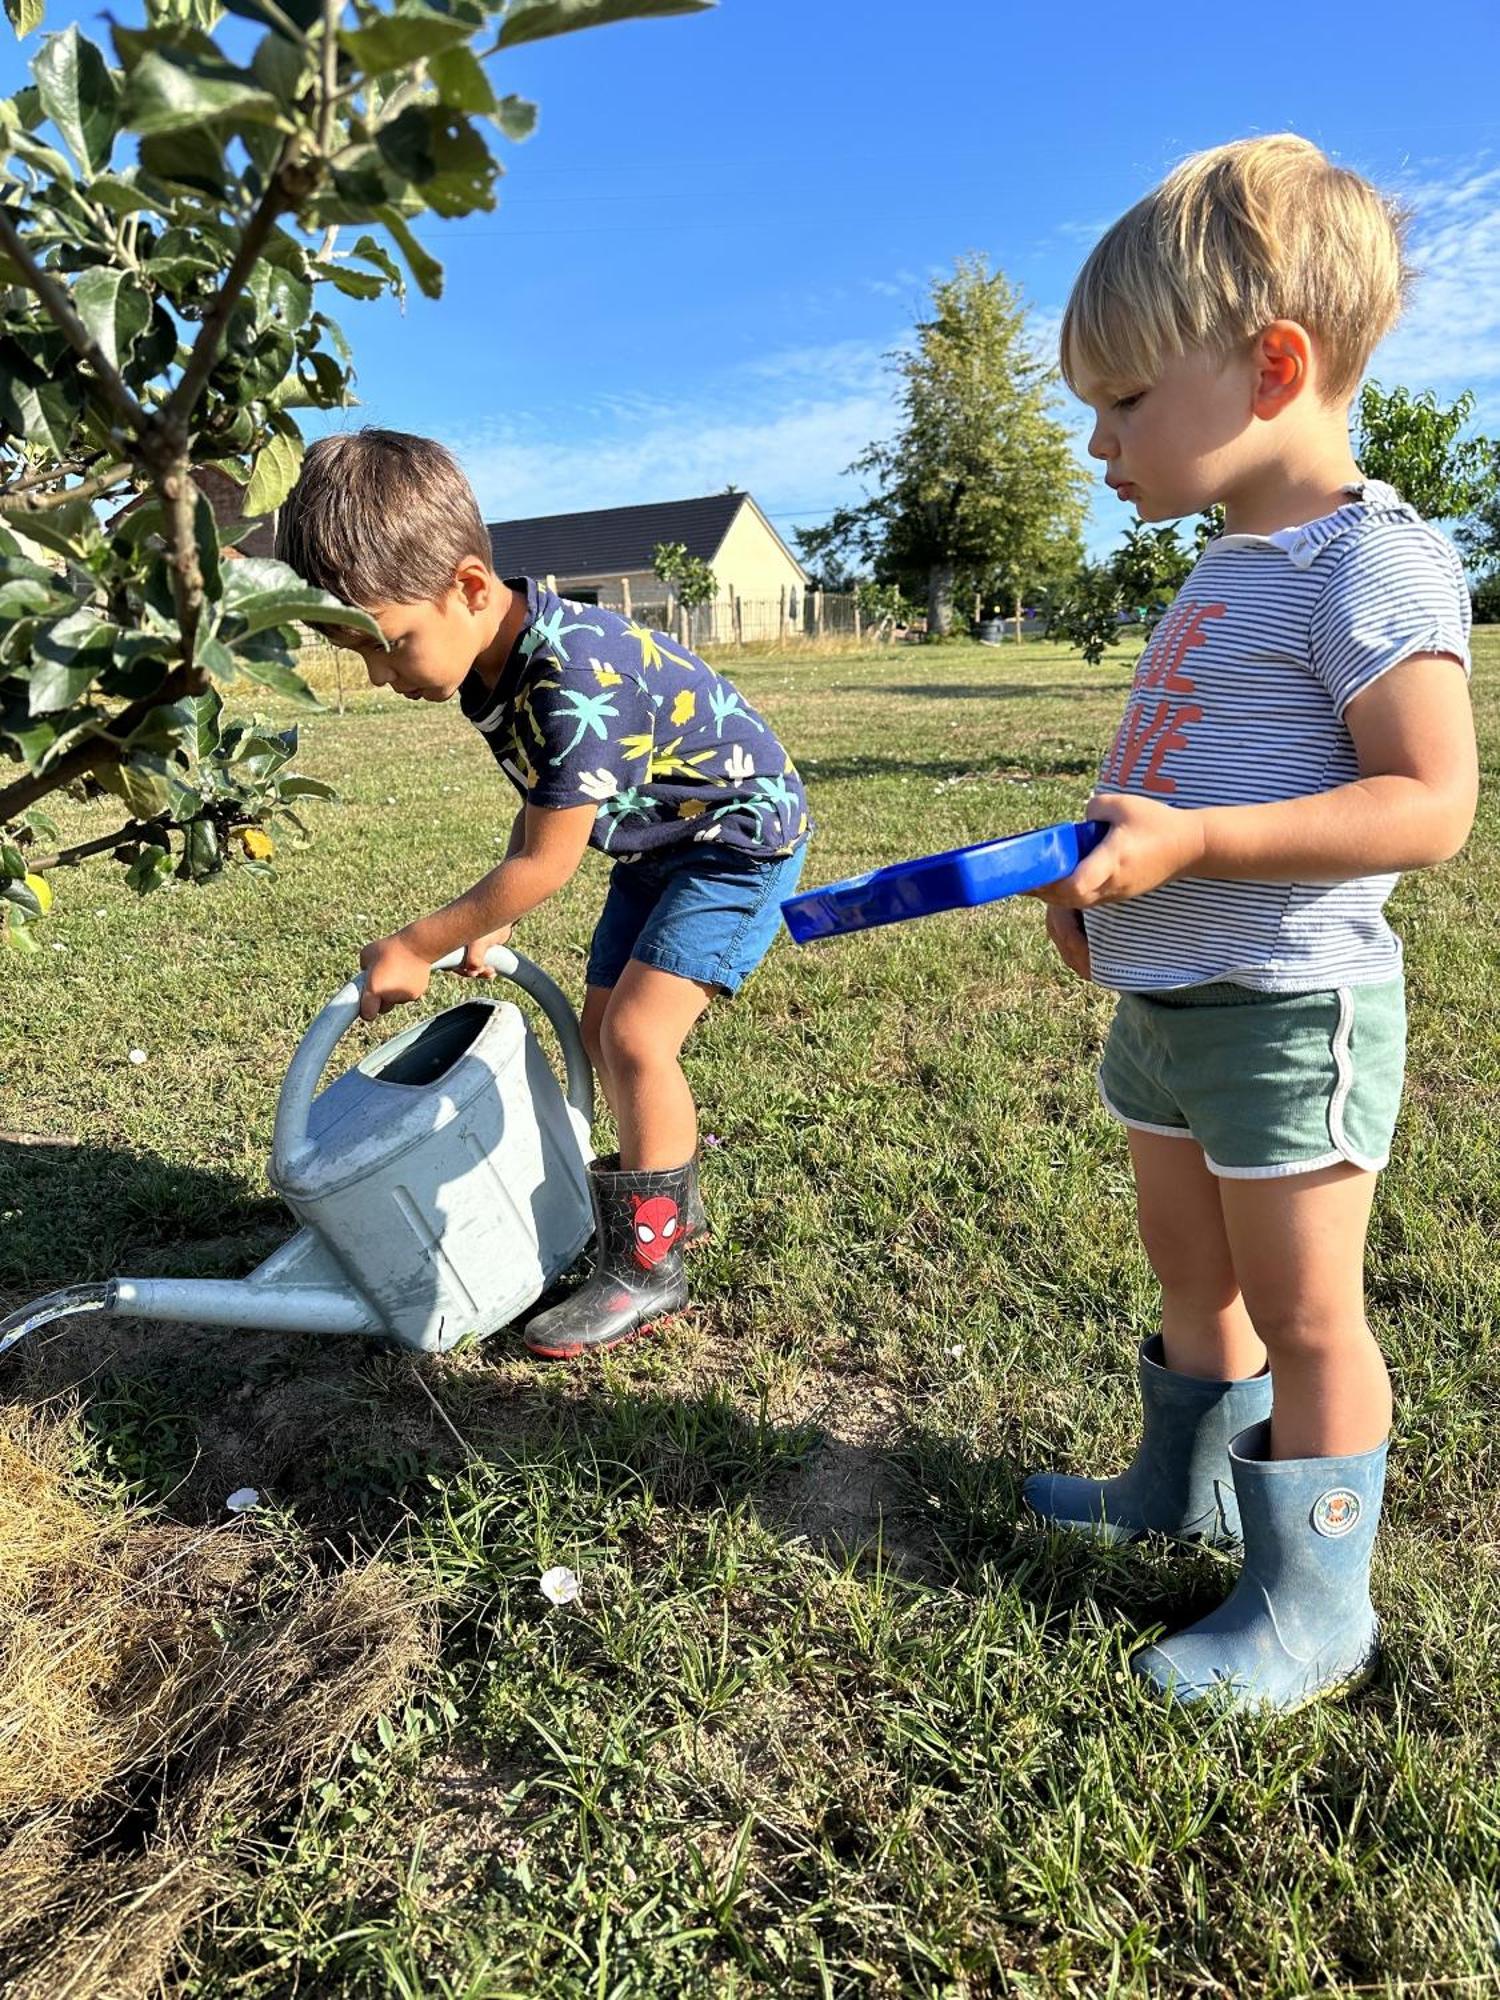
[[0, 206, 151, 438], [28, 818, 160, 871], [0, 664, 199, 825], [0, 460, 133, 516]]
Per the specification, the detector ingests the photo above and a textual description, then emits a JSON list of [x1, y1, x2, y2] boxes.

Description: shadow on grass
[[3, 1135, 1179, 1647], [797, 752, 1099, 786], [835, 681, 1118, 701]]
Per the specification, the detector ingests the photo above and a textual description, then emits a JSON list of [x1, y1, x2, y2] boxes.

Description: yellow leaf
[[23, 872, 52, 914], [671, 690, 696, 725], [239, 828, 275, 859]]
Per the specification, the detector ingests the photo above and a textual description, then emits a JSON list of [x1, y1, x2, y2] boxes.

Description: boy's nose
[[1087, 418, 1113, 462]]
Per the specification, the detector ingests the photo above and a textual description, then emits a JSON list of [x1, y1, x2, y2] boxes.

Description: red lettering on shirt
[[1139, 600, 1225, 694], [1142, 704, 1204, 794]]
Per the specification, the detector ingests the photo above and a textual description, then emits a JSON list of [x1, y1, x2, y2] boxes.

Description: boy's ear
[[453, 553, 495, 611], [1252, 321, 1313, 419]]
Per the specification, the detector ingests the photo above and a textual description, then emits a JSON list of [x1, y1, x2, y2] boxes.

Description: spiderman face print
[[630, 1192, 680, 1270]]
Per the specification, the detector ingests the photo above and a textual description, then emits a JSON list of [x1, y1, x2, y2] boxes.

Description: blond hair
[[1060, 135, 1410, 403], [276, 429, 492, 615]]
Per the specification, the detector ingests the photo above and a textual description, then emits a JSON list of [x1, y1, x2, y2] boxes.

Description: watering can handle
[[271, 946, 594, 1181]]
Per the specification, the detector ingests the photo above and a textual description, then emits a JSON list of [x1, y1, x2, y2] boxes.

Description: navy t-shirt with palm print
[[458, 579, 810, 863]]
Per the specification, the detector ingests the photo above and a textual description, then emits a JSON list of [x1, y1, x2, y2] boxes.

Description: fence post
[[777, 586, 787, 646], [853, 593, 862, 643], [733, 593, 744, 647], [621, 575, 632, 618], [814, 589, 825, 638]]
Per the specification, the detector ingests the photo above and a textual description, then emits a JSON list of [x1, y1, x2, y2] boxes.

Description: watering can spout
[[110, 1224, 380, 1337]]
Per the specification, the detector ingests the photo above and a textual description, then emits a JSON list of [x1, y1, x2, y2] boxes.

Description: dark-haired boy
[[278, 429, 810, 1358]]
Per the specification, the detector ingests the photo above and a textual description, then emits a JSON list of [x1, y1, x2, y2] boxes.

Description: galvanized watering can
[[0, 948, 595, 1360]]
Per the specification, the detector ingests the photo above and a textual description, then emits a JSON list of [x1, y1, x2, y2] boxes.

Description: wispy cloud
[[453, 337, 899, 530], [1372, 157, 1500, 411]]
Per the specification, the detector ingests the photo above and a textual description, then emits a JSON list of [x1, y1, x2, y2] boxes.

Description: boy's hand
[[1045, 904, 1092, 979], [358, 933, 432, 1021], [1037, 793, 1206, 908], [455, 925, 514, 978]]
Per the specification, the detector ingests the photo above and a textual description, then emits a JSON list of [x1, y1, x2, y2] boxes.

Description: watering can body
[[102, 949, 596, 1353]]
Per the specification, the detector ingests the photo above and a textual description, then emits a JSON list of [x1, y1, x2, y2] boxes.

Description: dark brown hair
[[275, 428, 492, 615]]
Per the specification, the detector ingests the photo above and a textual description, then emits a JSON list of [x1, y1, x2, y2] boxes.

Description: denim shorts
[[586, 841, 808, 994], [1097, 979, 1407, 1179]]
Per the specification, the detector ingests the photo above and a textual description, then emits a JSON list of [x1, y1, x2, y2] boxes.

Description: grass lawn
[[2, 632, 1497, 1997]]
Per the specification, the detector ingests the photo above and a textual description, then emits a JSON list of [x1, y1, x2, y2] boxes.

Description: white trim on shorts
[[1096, 1031, 1390, 1180]]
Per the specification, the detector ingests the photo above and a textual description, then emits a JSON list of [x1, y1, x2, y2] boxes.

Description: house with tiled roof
[[486, 489, 807, 641]]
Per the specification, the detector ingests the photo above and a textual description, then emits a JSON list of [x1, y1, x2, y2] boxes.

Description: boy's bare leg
[[579, 984, 617, 1116], [597, 963, 713, 1170], [1128, 1129, 1267, 1380], [1217, 1163, 1388, 1460]]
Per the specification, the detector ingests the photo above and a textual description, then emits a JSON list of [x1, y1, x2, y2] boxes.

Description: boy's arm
[[1041, 655, 1476, 908], [359, 802, 595, 1019]]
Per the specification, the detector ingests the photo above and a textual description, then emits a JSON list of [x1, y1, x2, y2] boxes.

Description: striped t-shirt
[[1083, 481, 1472, 994]]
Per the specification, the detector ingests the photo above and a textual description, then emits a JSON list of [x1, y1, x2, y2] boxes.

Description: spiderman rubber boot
[[523, 1159, 691, 1359]]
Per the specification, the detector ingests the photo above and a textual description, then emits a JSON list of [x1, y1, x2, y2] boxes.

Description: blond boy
[[1025, 137, 1477, 1710]]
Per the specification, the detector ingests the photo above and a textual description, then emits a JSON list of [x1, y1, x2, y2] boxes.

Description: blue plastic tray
[[781, 820, 1107, 943]]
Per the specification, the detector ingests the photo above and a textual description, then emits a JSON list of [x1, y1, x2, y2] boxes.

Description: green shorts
[[1098, 980, 1406, 1180]]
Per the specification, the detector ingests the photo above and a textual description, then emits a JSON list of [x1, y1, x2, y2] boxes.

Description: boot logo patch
[[630, 1194, 680, 1270], [1311, 1488, 1361, 1538]]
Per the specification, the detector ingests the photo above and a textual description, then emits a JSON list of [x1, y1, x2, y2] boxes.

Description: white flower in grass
[[723, 744, 755, 784], [577, 768, 618, 802], [127, 1048, 148, 1066], [539, 1565, 581, 1607], [226, 1487, 260, 1512]]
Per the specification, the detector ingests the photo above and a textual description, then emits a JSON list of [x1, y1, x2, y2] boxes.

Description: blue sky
[[5, 0, 1500, 557]]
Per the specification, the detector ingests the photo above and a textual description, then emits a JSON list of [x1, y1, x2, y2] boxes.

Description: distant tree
[[1044, 520, 1200, 667], [1455, 438, 1500, 589], [794, 256, 1087, 638], [1354, 383, 1495, 520], [651, 540, 717, 613]]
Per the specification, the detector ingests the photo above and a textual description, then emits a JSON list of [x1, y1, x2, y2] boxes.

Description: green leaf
[[339, 5, 475, 74], [1, 496, 102, 560], [495, 93, 537, 141], [137, 122, 228, 194], [29, 608, 116, 713], [0, 575, 58, 618], [244, 429, 304, 516], [100, 754, 171, 819], [222, 0, 322, 33], [186, 816, 219, 876], [428, 46, 497, 115], [125, 844, 176, 893], [375, 206, 443, 300], [275, 773, 334, 800], [186, 686, 222, 759], [234, 653, 319, 703], [1, 842, 26, 878], [0, 376, 81, 460], [5, 0, 46, 41], [35, 25, 120, 175], [221, 556, 382, 640], [72, 265, 152, 372], [2, 874, 43, 916], [124, 45, 284, 136], [498, 0, 714, 47]]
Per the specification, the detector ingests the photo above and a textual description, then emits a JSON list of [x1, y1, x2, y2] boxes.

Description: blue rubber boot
[[1023, 1337, 1272, 1548], [1132, 1420, 1387, 1713]]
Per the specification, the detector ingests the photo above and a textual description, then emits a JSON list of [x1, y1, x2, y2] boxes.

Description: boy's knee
[[599, 1005, 658, 1076], [1244, 1299, 1364, 1359]]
